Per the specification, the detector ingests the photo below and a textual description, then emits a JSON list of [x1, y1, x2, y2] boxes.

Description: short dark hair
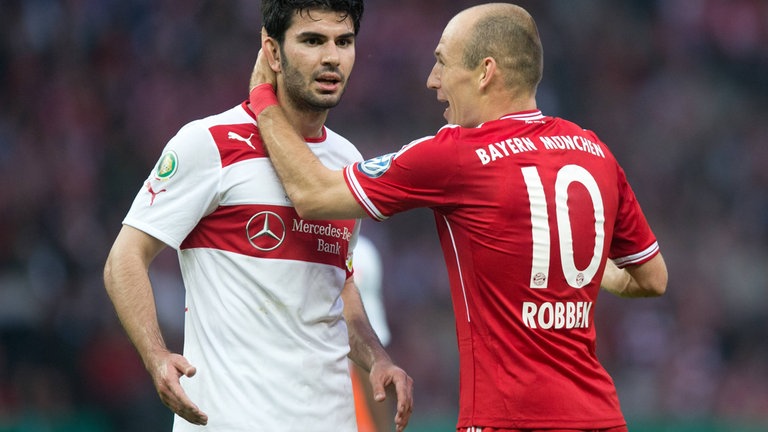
[[261, 0, 364, 43], [463, 12, 543, 91]]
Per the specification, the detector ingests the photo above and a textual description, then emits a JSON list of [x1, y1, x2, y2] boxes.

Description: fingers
[[371, 375, 387, 402], [370, 363, 414, 431], [392, 370, 414, 431], [249, 48, 278, 91], [152, 353, 209, 426]]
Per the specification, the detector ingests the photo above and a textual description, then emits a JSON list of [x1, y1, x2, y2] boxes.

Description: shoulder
[[161, 104, 259, 174], [173, 104, 252, 144], [322, 126, 364, 162]]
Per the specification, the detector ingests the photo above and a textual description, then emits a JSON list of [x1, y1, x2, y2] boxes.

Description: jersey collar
[[499, 110, 545, 121], [242, 100, 328, 143]]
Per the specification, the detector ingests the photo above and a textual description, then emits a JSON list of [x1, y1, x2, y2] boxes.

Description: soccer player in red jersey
[[250, 2, 668, 431]]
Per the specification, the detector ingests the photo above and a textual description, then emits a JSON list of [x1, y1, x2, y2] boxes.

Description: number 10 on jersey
[[521, 165, 605, 290]]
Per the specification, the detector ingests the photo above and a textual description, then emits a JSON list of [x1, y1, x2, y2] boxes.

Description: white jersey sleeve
[[123, 120, 221, 249]]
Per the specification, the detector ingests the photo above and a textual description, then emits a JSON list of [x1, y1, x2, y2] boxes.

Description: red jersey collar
[[499, 110, 545, 121]]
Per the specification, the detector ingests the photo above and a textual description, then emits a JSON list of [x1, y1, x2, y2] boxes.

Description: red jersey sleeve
[[609, 164, 659, 267], [343, 130, 462, 221]]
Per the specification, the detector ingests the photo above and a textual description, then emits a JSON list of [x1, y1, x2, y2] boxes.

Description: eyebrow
[[296, 31, 356, 40]]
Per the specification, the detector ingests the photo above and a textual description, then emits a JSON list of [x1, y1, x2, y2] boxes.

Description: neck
[[483, 93, 537, 122], [277, 92, 328, 140]]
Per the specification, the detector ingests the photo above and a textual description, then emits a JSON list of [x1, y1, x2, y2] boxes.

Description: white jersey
[[123, 102, 363, 431]]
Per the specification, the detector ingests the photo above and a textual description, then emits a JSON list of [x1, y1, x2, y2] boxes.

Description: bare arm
[[251, 44, 366, 220], [103, 225, 208, 425], [601, 253, 668, 298], [341, 277, 413, 431]]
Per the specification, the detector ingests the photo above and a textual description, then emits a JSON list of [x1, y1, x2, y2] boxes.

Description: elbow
[[103, 254, 115, 289], [639, 269, 668, 298], [289, 191, 326, 220], [648, 257, 669, 297], [650, 271, 668, 297], [628, 253, 668, 298]]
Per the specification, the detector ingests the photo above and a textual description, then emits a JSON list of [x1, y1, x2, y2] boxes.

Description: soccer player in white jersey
[[250, 2, 667, 432], [103, 1, 413, 431]]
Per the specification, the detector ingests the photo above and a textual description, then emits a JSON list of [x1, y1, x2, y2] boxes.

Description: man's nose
[[426, 65, 440, 89], [322, 44, 340, 65]]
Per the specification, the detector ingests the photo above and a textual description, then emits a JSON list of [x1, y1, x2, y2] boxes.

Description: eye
[[336, 38, 354, 48], [305, 37, 321, 46]]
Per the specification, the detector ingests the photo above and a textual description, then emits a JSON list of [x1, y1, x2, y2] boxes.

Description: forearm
[[105, 255, 168, 364], [601, 254, 667, 298], [341, 279, 391, 371], [103, 229, 169, 367], [257, 106, 334, 214], [249, 67, 365, 218], [600, 259, 630, 296]]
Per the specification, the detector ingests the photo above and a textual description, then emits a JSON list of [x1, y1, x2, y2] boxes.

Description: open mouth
[[316, 73, 342, 92]]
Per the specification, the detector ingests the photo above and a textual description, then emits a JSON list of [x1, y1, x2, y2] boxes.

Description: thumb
[[184, 365, 197, 378], [173, 355, 197, 378], [370, 378, 387, 402]]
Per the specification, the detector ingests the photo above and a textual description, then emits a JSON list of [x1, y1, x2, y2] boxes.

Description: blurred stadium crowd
[[1, 0, 767, 430]]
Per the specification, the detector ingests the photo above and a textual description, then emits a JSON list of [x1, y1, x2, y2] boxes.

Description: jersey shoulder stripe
[[613, 241, 659, 268], [344, 165, 387, 221]]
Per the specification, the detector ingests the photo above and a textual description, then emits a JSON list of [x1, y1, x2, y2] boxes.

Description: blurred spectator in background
[[0, 0, 767, 430], [351, 235, 393, 432]]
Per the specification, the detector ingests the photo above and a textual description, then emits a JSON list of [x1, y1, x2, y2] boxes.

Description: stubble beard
[[282, 61, 345, 113]]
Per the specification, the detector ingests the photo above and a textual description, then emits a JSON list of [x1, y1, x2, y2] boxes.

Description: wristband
[[249, 84, 278, 117]]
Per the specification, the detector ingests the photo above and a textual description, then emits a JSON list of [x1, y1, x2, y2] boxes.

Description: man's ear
[[478, 57, 497, 90], [261, 28, 282, 72]]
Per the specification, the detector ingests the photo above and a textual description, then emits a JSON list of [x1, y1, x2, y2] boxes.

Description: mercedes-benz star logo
[[246, 211, 286, 251]]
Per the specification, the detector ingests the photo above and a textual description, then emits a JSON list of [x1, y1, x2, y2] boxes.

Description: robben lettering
[[521, 301, 593, 329]]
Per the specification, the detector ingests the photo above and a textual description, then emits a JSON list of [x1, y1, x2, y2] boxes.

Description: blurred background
[[1, 0, 767, 431]]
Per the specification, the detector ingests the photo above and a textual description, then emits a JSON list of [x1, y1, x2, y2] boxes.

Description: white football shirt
[[124, 102, 363, 431]]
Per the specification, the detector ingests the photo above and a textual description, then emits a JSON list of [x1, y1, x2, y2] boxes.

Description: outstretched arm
[[250, 42, 366, 220], [103, 225, 208, 425], [341, 277, 414, 431], [601, 253, 668, 298]]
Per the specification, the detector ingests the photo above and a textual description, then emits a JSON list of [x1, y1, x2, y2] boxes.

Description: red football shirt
[[343, 111, 659, 429]]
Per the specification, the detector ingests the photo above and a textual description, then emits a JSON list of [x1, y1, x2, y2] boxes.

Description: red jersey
[[343, 111, 659, 429]]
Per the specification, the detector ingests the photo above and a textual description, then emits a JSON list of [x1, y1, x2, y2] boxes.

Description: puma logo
[[145, 181, 167, 206], [228, 131, 255, 149]]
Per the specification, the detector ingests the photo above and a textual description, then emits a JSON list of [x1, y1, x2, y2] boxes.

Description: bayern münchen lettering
[[539, 135, 605, 158], [476, 137, 537, 165], [475, 135, 606, 165]]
